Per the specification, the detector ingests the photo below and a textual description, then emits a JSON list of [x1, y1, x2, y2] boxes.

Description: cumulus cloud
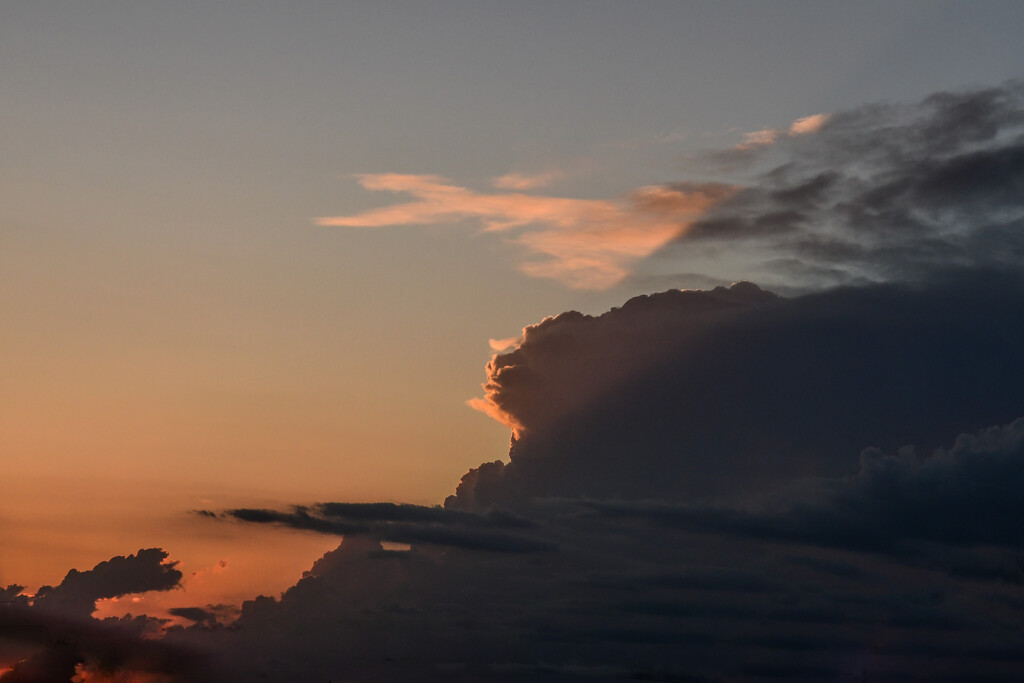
[[0, 550, 196, 683], [18, 272, 1024, 680], [316, 173, 736, 289], [596, 417, 1024, 555], [31, 549, 182, 618], [455, 270, 1024, 508]]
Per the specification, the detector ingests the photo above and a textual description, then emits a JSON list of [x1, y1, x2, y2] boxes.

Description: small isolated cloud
[[316, 173, 736, 289], [487, 336, 521, 353], [730, 112, 831, 153], [737, 127, 782, 150], [788, 112, 830, 135]]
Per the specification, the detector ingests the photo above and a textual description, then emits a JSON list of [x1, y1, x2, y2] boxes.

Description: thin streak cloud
[[491, 170, 564, 190], [315, 174, 736, 289]]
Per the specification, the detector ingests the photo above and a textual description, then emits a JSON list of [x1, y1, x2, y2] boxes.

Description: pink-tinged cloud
[[732, 112, 832, 152], [737, 128, 782, 150], [316, 175, 736, 289], [465, 395, 524, 435], [488, 336, 521, 352], [491, 170, 565, 190], [788, 112, 830, 135]]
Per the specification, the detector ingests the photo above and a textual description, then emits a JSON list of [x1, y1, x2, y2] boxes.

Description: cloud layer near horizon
[[0, 550, 199, 683], [196, 269, 1024, 682], [188, 408, 1024, 682]]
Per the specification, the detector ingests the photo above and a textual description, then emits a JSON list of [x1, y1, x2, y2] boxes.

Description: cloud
[[0, 607, 201, 683], [455, 270, 1024, 509], [491, 170, 564, 190], [219, 502, 552, 553], [187, 472, 1024, 682], [17, 81, 1024, 683], [788, 112, 831, 135], [316, 173, 736, 289], [168, 606, 216, 624], [737, 127, 781, 149], [19, 274, 1024, 681], [0, 551, 198, 683], [718, 112, 832, 162], [487, 335, 521, 353], [595, 417, 1024, 555], [661, 81, 1024, 289], [32, 549, 182, 617]]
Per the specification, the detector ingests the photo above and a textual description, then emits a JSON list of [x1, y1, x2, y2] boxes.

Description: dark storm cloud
[[0, 551, 199, 683], [452, 270, 1024, 508], [0, 606, 203, 682], [584, 418, 1024, 555], [184, 501, 1024, 682], [168, 606, 217, 625], [31, 548, 182, 616], [223, 502, 553, 553], [665, 81, 1024, 287]]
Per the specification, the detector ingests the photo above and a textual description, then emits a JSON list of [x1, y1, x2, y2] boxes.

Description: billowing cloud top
[[454, 270, 1024, 508]]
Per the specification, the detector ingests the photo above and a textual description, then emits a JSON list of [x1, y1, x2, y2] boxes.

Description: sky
[[4, 1, 1024, 681]]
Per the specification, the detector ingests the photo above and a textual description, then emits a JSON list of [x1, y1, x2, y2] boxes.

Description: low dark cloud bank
[[216, 502, 552, 553], [9, 81, 1024, 682], [0, 549, 205, 683], [200, 275, 1024, 679]]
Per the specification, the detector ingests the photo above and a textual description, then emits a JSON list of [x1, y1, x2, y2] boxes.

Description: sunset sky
[[4, 2, 1024, 681]]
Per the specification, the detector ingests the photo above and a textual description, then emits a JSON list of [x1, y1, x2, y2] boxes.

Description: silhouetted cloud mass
[[453, 270, 1024, 508], [0, 550, 197, 683], [219, 503, 551, 553], [200, 265, 1024, 680], [32, 548, 182, 617]]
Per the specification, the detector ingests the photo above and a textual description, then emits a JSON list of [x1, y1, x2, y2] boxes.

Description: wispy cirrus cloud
[[490, 169, 565, 190], [315, 174, 736, 289], [732, 112, 832, 151]]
